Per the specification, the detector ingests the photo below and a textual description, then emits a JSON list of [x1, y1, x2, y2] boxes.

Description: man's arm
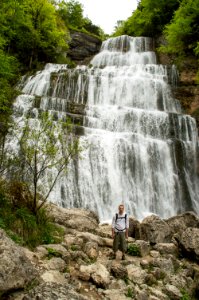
[[125, 215, 129, 239], [112, 215, 115, 239]]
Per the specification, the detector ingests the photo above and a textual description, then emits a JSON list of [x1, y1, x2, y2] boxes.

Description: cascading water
[[11, 35, 199, 220]]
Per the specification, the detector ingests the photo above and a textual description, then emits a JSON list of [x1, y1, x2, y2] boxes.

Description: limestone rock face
[[47, 203, 99, 232], [23, 282, 88, 300], [154, 243, 179, 256], [68, 31, 102, 63], [128, 217, 141, 239], [84, 241, 99, 259], [140, 215, 171, 244], [177, 227, 199, 261], [0, 229, 38, 294], [166, 212, 199, 238], [110, 262, 128, 279]]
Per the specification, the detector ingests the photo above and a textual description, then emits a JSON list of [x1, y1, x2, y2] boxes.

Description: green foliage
[[114, 0, 181, 37], [9, 112, 81, 214], [125, 287, 134, 298], [47, 247, 63, 259], [0, 180, 64, 248], [160, 0, 199, 60], [180, 289, 191, 300], [70, 244, 78, 251], [57, 0, 104, 39], [123, 275, 130, 285], [127, 243, 141, 256]]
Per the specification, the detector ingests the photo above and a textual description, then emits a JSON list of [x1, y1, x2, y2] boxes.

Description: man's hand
[[112, 229, 115, 239]]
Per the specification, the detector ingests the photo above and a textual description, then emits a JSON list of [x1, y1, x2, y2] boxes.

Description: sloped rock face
[[177, 227, 199, 261], [0, 229, 38, 294], [166, 211, 199, 237], [68, 31, 102, 63], [139, 215, 172, 244], [47, 203, 99, 232], [1, 207, 199, 300], [23, 282, 87, 300]]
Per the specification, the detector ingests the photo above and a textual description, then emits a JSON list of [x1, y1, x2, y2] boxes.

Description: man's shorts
[[113, 232, 127, 253]]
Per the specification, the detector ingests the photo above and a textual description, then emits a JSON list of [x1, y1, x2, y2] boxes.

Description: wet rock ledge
[[0, 205, 199, 300]]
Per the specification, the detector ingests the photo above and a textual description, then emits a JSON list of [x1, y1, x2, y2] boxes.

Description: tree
[[160, 0, 199, 59], [58, 0, 84, 29], [114, 0, 182, 37], [11, 113, 81, 214]]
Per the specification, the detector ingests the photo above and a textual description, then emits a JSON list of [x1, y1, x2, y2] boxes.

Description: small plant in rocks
[[125, 287, 134, 298], [127, 243, 141, 256], [47, 247, 62, 259]]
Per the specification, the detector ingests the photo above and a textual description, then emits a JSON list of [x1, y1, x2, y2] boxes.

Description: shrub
[[127, 243, 141, 256], [0, 179, 64, 248]]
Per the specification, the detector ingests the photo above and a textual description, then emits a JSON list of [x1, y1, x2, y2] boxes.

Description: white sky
[[78, 0, 138, 34]]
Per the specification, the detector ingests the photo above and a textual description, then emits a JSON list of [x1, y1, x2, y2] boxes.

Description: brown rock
[[177, 227, 199, 261], [140, 215, 171, 244], [0, 229, 38, 294]]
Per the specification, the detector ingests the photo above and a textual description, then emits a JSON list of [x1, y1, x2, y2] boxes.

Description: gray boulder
[[23, 282, 88, 300], [47, 203, 99, 232], [128, 217, 141, 239], [140, 215, 171, 244], [0, 229, 38, 294], [177, 227, 199, 261], [166, 212, 199, 237]]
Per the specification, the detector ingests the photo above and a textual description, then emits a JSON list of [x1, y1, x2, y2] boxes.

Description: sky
[[78, 0, 138, 34]]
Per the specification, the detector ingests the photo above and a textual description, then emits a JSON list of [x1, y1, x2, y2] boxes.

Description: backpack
[[116, 213, 127, 222]]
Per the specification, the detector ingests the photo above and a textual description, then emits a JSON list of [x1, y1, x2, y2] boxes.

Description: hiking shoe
[[122, 254, 126, 260]]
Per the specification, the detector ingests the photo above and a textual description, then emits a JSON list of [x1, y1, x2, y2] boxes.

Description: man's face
[[119, 205, 124, 214]]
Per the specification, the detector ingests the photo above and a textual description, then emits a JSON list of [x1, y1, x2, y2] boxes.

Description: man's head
[[118, 204, 124, 214]]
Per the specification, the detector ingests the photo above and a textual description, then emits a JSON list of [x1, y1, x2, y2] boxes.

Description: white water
[[11, 36, 199, 220]]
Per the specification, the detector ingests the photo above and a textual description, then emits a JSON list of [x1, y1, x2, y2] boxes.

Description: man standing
[[111, 204, 129, 260]]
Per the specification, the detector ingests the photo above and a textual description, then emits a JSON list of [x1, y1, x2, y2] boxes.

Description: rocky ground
[[0, 204, 199, 300]]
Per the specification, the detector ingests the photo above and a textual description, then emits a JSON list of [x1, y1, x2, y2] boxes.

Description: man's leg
[[112, 233, 119, 259], [120, 232, 127, 260]]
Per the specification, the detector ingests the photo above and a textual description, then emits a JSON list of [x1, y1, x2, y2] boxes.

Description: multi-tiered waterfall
[[12, 35, 199, 220]]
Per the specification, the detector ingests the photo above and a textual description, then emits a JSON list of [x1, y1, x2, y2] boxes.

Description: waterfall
[[11, 35, 199, 221]]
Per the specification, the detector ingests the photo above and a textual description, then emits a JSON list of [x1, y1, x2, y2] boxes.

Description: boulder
[[177, 227, 199, 261], [96, 223, 112, 238], [140, 215, 171, 244], [163, 284, 182, 300], [110, 263, 128, 279], [0, 229, 38, 294], [46, 203, 99, 232], [166, 212, 199, 238], [126, 266, 146, 284], [134, 240, 150, 257], [84, 241, 99, 259], [79, 263, 110, 288], [154, 243, 179, 256], [151, 257, 174, 274], [41, 270, 67, 284], [128, 217, 141, 239], [44, 257, 66, 272]]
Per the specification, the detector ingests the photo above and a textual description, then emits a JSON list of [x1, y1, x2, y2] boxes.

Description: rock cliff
[[68, 31, 102, 64]]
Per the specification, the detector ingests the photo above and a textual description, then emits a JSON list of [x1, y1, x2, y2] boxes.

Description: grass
[[0, 179, 64, 248]]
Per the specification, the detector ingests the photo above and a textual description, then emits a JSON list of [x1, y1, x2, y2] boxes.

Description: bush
[[0, 179, 64, 248], [127, 243, 141, 256]]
